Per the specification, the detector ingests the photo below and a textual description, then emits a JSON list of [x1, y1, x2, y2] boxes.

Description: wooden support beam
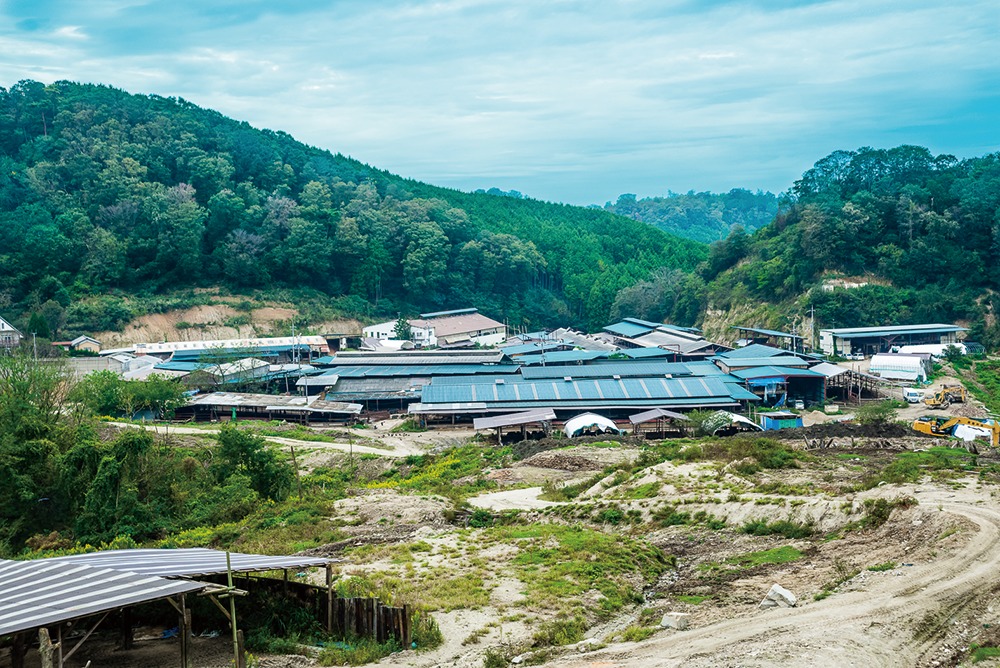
[[38, 629, 54, 668], [207, 594, 232, 622], [62, 612, 109, 663], [179, 594, 192, 668]]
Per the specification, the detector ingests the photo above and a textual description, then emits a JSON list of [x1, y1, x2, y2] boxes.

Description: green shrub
[[741, 518, 814, 539], [317, 638, 401, 666], [469, 509, 494, 528], [854, 401, 899, 426]]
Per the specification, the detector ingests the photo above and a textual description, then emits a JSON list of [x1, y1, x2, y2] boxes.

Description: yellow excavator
[[912, 415, 1000, 451], [923, 385, 969, 409]]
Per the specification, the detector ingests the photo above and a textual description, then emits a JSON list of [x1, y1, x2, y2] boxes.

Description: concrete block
[[660, 612, 690, 630], [763, 583, 797, 608]]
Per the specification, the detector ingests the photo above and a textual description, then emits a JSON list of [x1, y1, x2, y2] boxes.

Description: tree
[[393, 316, 412, 341], [215, 425, 293, 501]]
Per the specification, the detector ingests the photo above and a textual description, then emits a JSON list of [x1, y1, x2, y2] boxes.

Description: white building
[[362, 308, 506, 348], [0, 316, 22, 350]]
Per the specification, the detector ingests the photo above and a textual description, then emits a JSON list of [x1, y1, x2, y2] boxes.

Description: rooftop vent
[[664, 374, 672, 379], [495, 379, 505, 385], [564, 376, 573, 382], [613, 375, 621, 380]]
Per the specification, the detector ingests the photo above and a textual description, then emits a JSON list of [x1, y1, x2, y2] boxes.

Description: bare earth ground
[[87, 416, 1000, 667]]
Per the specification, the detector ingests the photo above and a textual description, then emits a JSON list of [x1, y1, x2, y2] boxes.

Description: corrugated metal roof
[[515, 350, 609, 365], [0, 559, 204, 635], [718, 356, 810, 368], [810, 362, 849, 378], [604, 321, 656, 338], [620, 347, 676, 359], [422, 375, 755, 405], [329, 351, 507, 365], [44, 548, 335, 577], [473, 409, 557, 430], [520, 361, 692, 380], [732, 326, 803, 339], [499, 342, 565, 356], [729, 366, 826, 380], [821, 324, 966, 337], [718, 344, 790, 359], [629, 408, 690, 424], [679, 361, 728, 376], [333, 364, 520, 377]]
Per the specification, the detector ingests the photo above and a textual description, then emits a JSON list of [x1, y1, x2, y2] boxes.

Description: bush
[[741, 519, 814, 539], [468, 509, 494, 528], [854, 401, 898, 426]]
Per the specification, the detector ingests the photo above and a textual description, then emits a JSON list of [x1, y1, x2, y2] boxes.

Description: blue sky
[[2, 0, 998, 205]]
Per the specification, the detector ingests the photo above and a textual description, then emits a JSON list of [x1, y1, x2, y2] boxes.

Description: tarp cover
[[563, 412, 622, 437], [702, 410, 764, 435]]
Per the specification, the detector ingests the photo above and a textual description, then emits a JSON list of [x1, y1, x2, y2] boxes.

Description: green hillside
[[0, 80, 706, 335], [702, 146, 1000, 346], [604, 189, 780, 243]]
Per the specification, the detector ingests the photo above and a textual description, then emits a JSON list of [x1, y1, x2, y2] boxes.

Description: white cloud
[[1, 0, 998, 203]]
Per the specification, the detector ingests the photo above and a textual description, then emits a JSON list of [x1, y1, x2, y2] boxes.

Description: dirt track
[[107, 422, 424, 457], [551, 480, 1000, 668]]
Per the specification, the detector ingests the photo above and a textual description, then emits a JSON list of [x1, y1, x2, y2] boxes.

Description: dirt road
[[550, 481, 1000, 668], [106, 422, 422, 457], [467, 486, 563, 511]]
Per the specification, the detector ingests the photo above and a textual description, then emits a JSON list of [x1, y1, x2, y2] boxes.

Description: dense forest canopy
[[0, 80, 706, 335], [703, 145, 1000, 346], [604, 189, 780, 244]]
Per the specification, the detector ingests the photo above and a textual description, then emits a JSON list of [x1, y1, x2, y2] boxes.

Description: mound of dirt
[[773, 421, 926, 439], [518, 452, 606, 471]]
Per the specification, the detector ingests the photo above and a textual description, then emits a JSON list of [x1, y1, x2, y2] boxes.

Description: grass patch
[[617, 625, 658, 642], [317, 638, 401, 666], [971, 645, 1000, 663], [843, 496, 917, 533], [624, 482, 662, 499], [368, 444, 512, 500], [858, 448, 976, 489], [390, 419, 427, 433], [726, 545, 804, 568], [675, 594, 710, 605], [867, 561, 896, 572]]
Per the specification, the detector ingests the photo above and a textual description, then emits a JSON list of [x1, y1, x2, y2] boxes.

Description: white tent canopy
[[563, 412, 622, 438]]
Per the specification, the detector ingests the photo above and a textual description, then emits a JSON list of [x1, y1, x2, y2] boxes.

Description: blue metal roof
[[333, 364, 520, 377], [680, 361, 728, 376], [620, 347, 675, 359], [420, 308, 479, 318], [515, 350, 609, 365], [718, 356, 810, 368], [604, 321, 657, 338], [421, 375, 758, 405], [520, 361, 692, 380], [155, 361, 207, 372], [729, 366, 826, 380], [170, 344, 310, 361], [499, 342, 565, 356], [718, 344, 790, 359]]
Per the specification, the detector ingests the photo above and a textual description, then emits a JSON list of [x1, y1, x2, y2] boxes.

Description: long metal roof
[[0, 559, 204, 635], [514, 350, 609, 365], [421, 375, 760, 405], [718, 344, 790, 359], [629, 408, 690, 424], [733, 326, 803, 340], [520, 361, 693, 380], [717, 356, 810, 368], [729, 366, 826, 380], [820, 323, 967, 337], [44, 548, 336, 577], [604, 320, 657, 338], [620, 347, 676, 359], [473, 409, 557, 430], [329, 351, 506, 365]]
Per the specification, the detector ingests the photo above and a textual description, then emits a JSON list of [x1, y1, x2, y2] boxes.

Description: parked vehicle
[[902, 388, 925, 404]]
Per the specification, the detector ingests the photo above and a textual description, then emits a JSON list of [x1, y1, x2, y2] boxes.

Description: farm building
[[0, 316, 21, 350], [818, 324, 965, 357], [363, 308, 507, 348], [732, 326, 805, 353], [759, 411, 804, 431], [52, 335, 102, 353], [868, 353, 932, 383]]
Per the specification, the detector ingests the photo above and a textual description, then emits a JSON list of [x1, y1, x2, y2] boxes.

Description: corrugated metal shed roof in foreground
[[44, 547, 336, 577], [0, 559, 203, 635]]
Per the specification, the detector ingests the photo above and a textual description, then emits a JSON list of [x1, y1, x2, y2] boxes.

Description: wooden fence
[[329, 598, 412, 646]]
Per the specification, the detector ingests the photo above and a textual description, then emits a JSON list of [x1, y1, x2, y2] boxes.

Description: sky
[[1, 0, 999, 206]]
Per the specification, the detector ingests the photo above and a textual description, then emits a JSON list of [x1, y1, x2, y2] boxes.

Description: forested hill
[[700, 146, 1000, 347], [604, 190, 779, 243], [0, 80, 707, 334]]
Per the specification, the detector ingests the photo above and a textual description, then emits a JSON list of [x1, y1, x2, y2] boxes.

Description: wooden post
[[11, 633, 26, 668], [326, 564, 334, 633], [402, 604, 412, 647], [38, 629, 54, 668], [236, 630, 247, 668], [179, 594, 192, 668], [119, 608, 134, 650]]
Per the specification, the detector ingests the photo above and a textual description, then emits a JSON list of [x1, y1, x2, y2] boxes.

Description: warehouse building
[[818, 324, 966, 357]]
